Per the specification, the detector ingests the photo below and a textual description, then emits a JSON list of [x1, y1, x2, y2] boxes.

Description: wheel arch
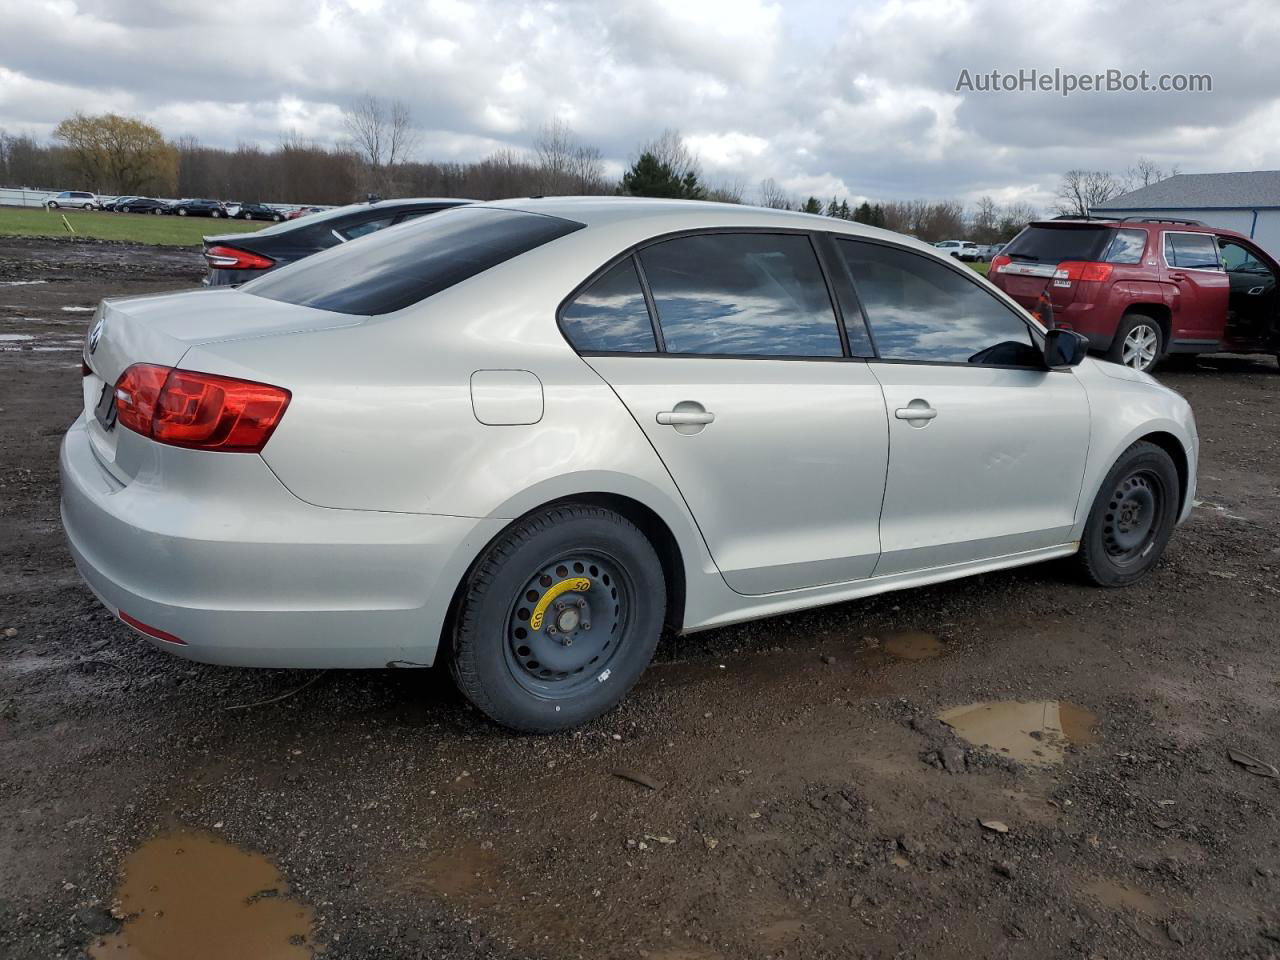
[[1135, 429, 1190, 512], [1123, 303, 1172, 348]]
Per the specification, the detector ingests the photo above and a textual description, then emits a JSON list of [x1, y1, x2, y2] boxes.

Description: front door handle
[[1168, 272, 1187, 281], [895, 401, 937, 425], [657, 410, 715, 426]]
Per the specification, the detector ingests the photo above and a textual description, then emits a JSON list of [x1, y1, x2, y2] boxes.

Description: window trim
[[830, 233, 1053, 372], [555, 226, 860, 362], [1162, 230, 1223, 273]]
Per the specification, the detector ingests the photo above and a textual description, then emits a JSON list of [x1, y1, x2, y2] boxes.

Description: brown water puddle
[[1081, 878, 1167, 917], [937, 700, 1098, 766], [882, 631, 943, 660], [89, 830, 315, 959]]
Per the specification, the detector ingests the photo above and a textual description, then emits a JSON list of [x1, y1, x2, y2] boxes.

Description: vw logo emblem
[[88, 315, 106, 353]]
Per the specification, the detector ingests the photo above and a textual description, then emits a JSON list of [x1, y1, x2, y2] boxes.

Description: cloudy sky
[[1, 0, 1277, 209]]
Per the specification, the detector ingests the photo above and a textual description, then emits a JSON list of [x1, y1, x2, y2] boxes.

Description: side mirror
[[1044, 329, 1089, 369]]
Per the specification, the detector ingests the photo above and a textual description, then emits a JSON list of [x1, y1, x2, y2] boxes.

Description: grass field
[[967, 261, 989, 276], [0, 206, 266, 246]]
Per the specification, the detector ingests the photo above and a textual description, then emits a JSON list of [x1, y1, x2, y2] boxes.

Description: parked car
[[988, 216, 1280, 372], [45, 191, 99, 211], [285, 206, 325, 220], [169, 198, 227, 218], [100, 196, 135, 212], [971, 242, 1004, 261], [228, 202, 285, 222], [935, 239, 980, 261], [117, 197, 169, 215], [201, 197, 468, 285], [64, 199, 1198, 732]]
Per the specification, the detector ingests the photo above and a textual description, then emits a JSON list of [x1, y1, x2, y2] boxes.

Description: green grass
[[0, 206, 267, 246], [967, 261, 990, 276]]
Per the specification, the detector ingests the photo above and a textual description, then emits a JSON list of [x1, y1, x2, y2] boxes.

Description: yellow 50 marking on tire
[[529, 577, 592, 630]]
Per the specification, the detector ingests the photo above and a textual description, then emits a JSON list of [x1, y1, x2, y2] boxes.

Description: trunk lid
[[79, 288, 359, 483]]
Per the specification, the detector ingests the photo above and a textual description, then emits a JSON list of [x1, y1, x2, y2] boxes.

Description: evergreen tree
[[838, 199, 851, 220], [620, 152, 705, 199], [854, 201, 873, 223], [826, 197, 840, 218], [800, 196, 823, 214]]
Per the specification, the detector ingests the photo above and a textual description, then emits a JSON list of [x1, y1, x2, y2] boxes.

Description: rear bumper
[[60, 414, 503, 668]]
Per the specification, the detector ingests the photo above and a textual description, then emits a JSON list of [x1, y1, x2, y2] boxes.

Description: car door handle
[[1168, 272, 1187, 281], [657, 410, 715, 426], [895, 405, 937, 421]]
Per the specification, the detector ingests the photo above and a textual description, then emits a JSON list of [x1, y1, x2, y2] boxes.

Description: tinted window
[[638, 233, 842, 357], [1220, 240, 1269, 274], [838, 240, 1036, 365], [244, 207, 584, 315], [1165, 232, 1221, 269], [341, 216, 395, 240], [1103, 229, 1147, 264], [1003, 225, 1111, 264], [560, 259, 657, 353]]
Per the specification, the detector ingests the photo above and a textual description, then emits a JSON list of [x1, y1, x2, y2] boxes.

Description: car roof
[[1029, 216, 1251, 242], [481, 196, 941, 256]]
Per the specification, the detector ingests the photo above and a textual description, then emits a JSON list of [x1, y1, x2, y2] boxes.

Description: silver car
[[61, 199, 1198, 732]]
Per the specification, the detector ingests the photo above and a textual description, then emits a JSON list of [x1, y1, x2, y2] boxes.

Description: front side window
[[560, 258, 657, 353], [1103, 229, 1147, 264], [244, 207, 584, 315], [638, 233, 842, 357], [838, 239, 1037, 366], [1220, 240, 1269, 275], [1164, 232, 1221, 270]]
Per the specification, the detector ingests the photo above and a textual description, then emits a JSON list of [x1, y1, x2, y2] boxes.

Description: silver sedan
[[61, 198, 1198, 731]]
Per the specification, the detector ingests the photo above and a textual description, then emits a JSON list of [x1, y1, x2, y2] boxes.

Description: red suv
[[988, 216, 1279, 372]]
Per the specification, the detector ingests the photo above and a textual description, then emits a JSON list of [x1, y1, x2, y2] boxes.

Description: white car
[[46, 191, 100, 211], [935, 239, 980, 261], [61, 199, 1198, 732]]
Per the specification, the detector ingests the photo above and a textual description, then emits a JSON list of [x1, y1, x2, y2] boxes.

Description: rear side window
[[1103, 229, 1148, 264], [244, 207, 584, 315], [638, 233, 842, 357], [1164, 232, 1221, 269], [340, 216, 394, 240], [838, 240, 1036, 366], [1003, 226, 1111, 264], [560, 258, 657, 353]]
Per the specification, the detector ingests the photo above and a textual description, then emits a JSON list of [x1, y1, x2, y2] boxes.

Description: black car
[[231, 202, 285, 222], [170, 198, 228, 218], [117, 197, 168, 215], [201, 197, 470, 286], [101, 196, 135, 212]]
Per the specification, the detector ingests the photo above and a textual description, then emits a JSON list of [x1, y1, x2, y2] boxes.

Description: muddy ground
[[1, 235, 1279, 960]]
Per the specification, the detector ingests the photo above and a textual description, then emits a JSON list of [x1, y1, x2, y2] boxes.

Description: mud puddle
[[937, 700, 1097, 766], [882, 631, 943, 660], [89, 830, 315, 959]]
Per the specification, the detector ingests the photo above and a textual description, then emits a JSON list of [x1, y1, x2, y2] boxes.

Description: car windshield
[[1002, 225, 1113, 264], [243, 206, 584, 315]]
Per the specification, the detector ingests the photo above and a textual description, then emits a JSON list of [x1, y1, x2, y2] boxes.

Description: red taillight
[[204, 245, 275, 270], [113, 364, 290, 453], [81, 360, 92, 377], [119, 610, 185, 645], [990, 254, 1011, 273], [1053, 261, 1113, 283]]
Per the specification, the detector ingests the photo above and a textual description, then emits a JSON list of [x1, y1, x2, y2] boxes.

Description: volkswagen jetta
[[61, 198, 1198, 732]]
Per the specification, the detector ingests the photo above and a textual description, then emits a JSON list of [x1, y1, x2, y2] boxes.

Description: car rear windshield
[[1002, 225, 1112, 264], [243, 207, 584, 315]]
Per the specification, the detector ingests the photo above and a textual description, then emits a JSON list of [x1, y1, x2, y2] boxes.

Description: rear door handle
[[657, 410, 715, 426], [1168, 272, 1187, 281]]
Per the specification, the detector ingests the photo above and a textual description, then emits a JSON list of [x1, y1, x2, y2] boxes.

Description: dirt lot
[[2, 236, 1279, 960]]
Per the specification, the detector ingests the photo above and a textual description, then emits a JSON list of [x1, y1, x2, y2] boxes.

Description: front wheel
[[153, 207, 163, 215], [1075, 441, 1180, 587], [450, 504, 666, 733], [48, 201, 59, 210], [177, 207, 187, 216]]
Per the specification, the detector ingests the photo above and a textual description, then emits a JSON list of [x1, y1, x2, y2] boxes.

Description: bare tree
[[971, 195, 999, 241], [642, 129, 700, 182], [343, 94, 421, 193], [532, 120, 606, 194], [758, 177, 791, 210], [1056, 169, 1124, 217], [1124, 156, 1181, 191], [705, 178, 745, 204]]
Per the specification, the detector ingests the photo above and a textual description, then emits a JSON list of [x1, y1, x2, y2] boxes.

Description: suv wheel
[[48, 201, 59, 210], [1075, 441, 1179, 587], [1109, 312, 1163, 373], [450, 504, 666, 733]]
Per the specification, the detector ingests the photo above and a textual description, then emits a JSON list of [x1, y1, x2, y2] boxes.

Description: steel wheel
[[1101, 469, 1168, 568], [504, 552, 631, 699], [1121, 322, 1159, 370]]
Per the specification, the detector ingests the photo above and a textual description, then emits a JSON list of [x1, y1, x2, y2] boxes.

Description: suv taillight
[[990, 254, 1011, 273], [204, 245, 275, 270], [114, 364, 290, 453], [1054, 261, 1113, 283]]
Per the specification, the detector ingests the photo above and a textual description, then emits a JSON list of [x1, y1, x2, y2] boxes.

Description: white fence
[[0, 187, 62, 208]]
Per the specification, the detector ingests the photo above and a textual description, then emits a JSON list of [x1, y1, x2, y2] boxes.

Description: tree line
[[0, 96, 1180, 241]]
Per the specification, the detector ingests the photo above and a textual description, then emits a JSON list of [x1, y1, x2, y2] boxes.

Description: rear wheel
[[210, 210, 222, 218], [1108, 312, 1164, 373], [450, 504, 666, 733], [177, 207, 188, 216], [1075, 441, 1180, 587], [243, 212, 253, 220], [153, 207, 163, 215], [272, 213, 283, 222], [48, 201, 59, 210]]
